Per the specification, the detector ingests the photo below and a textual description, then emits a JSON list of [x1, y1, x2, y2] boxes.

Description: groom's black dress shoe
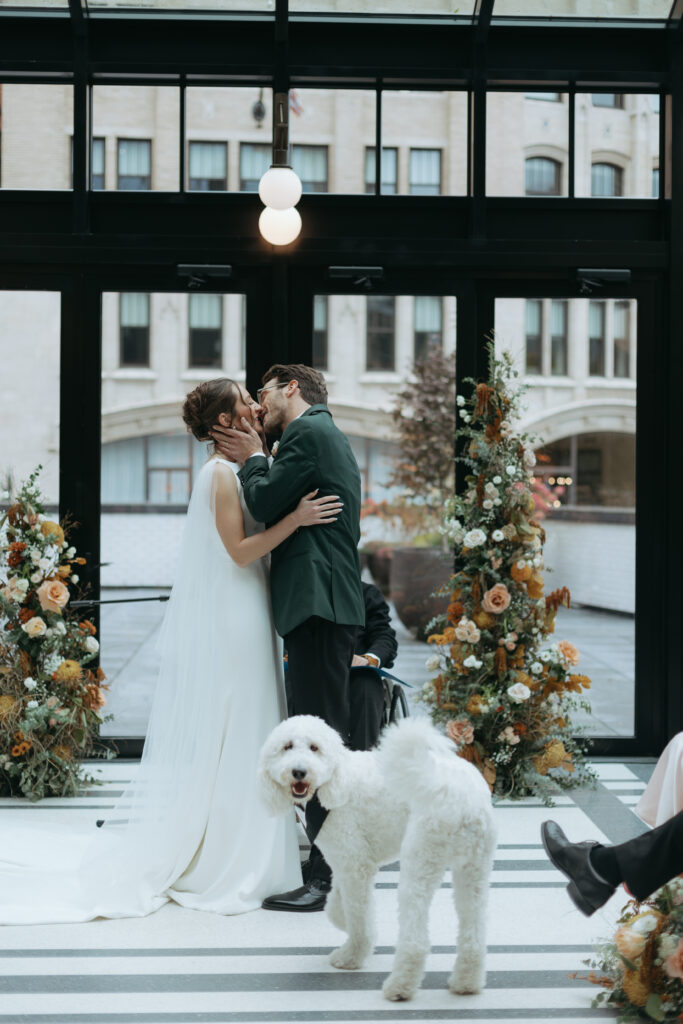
[[541, 820, 616, 916], [261, 879, 331, 912]]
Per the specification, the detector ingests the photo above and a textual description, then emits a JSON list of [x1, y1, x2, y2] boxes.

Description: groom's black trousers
[[612, 809, 683, 902], [284, 615, 357, 883]]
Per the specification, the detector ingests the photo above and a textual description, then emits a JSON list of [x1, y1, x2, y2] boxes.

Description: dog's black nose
[[292, 768, 307, 781]]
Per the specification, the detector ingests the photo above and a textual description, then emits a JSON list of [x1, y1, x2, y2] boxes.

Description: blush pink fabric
[[636, 733, 683, 827]]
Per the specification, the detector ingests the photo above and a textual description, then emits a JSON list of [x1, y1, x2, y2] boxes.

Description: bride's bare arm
[[213, 463, 342, 568]]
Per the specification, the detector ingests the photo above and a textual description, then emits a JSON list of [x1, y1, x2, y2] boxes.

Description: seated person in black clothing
[[542, 812, 683, 916], [348, 580, 399, 751]]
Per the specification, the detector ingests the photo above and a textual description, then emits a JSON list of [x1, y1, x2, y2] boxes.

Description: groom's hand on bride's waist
[[212, 418, 267, 463]]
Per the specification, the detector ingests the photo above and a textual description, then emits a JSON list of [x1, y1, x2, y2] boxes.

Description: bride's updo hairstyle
[[182, 377, 240, 442]]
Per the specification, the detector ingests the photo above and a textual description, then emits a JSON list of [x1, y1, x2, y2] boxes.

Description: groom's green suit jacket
[[238, 404, 365, 638]]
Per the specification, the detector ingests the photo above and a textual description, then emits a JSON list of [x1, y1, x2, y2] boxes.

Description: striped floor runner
[[0, 760, 651, 1023]]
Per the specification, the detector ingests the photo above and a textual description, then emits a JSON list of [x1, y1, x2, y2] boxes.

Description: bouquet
[[419, 347, 594, 802], [588, 880, 683, 1021], [0, 467, 112, 800]]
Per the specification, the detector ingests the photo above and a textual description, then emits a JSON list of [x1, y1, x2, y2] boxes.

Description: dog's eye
[[309, 744, 319, 752], [283, 742, 293, 751]]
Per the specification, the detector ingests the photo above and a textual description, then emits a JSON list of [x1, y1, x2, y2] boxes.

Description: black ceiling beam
[[0, 16, 673, 83]]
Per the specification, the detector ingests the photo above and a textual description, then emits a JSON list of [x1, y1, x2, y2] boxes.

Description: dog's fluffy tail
[[377, 717, 463, 803]]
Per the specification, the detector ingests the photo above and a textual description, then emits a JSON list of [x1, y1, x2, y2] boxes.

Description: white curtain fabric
[[414, 295, 442, 332], [240, 143, 270, 182], [189, 293, 222, 329], [120, 292, 149, 327], [550, 299, 566, 337], [118, 140, 150, 177], [409, 148, 440, 190], [189, 142, 226, 180], [292, 145, 327, 185]]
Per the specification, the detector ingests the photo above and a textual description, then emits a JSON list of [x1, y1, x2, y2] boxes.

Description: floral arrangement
[[587, 880, 683, 1021], [419, 347, 594, 801], [0, 467, 112, 801]]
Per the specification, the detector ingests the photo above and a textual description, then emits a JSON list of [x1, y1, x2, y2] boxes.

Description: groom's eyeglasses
[[256, 383, 288, 402]]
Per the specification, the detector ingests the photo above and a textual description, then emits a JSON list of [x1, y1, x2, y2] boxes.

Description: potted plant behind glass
[[384, 348, 456, 639]]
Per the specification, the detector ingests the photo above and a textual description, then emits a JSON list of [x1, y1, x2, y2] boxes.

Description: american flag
[[289, 90, 304, 117]]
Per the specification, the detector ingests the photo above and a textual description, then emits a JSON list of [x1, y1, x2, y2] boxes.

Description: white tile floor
[[0, 759, 654, 1023]]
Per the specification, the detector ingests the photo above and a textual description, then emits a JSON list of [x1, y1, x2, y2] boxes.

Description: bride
[[0, 377, 341, 924]]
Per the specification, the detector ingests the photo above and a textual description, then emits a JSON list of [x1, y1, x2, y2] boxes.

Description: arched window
[[591, 162, 624, 197], [525, 157, 561, 196]]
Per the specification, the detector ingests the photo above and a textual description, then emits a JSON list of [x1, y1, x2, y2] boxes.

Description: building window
[[147, 435, 193, 504], [409, 149, 441, 195], [292, 145, 328, 192], [92, 137, 105, 190], [652, 167, 660, 198], [239, 143, 270, 191], [117, 139, 151, 190], [525, 157, 561, 196], [614, 300, 630, 378], [119, 293, 150, 367], [591, 162, 623, 197], [525, 299, 542, 375], [312, 295, 328, 370], [366, 296, 395, 371], [550, 300, 568, 376], [188, 141, 227, 191], [651, 94, 661, 113], [589, 300, 606, 376], [591, 94, 625, 109], [525, 92, 561, 102], [364, 147, 398, 194], [188, 293, 222, 369], [414, 296, 443, 363]]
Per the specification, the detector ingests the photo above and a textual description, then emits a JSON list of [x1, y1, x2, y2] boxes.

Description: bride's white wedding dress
[[0, 457, 301, 924]]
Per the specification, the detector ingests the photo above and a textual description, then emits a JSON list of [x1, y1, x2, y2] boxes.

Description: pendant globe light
[[258, 91, 303, 246]]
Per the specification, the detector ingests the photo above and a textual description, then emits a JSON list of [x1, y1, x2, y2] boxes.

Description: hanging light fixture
[[258, 91, 302, 245]]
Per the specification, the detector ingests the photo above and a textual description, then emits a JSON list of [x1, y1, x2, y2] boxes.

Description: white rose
[[83, 636, 99, 653], [493, 475, 502, 485], [500, 420, 513, 437], [493, 498, 502, 506], [484, 483, 498, 497], [71, 574, 79, 584], [539, 651, 552, 663], [463, 655, 483, 669], [38, 558, 52, 572], [22, 616, 47, 638], [30, 571, 42, 584], [523, 448, 537, 469], [507, 682, 531, 703], [461, 413, 470, 423], [463, 528, 487, 548], [492, 529, 504, 542], [425, 654, 442, 672], [27, 700, 38, 709], [66, 546, 76, 559], [54, 621, 67, 636], [1, 577, 29, 602], [505, 465, 516, 476], [23, 677, 37, 691], [482, 499, 493, 510], [530, 661, 543, 675], [456, 395, 465, 407]]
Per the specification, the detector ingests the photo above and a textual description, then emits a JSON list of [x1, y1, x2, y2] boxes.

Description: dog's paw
[[329, 945, 366, 970], [448, 966, 485, 995], [382, 974, 417, 1002]]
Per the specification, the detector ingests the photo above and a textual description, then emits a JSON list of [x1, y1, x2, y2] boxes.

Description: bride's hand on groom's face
[[211, 418, 265, 463]]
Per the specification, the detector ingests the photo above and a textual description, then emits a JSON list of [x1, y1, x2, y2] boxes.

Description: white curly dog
[[258, 714, 497, 1002]]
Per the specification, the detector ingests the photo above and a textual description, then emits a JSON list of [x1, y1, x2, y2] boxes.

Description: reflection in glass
[[92, 138, 106, 189], [487, 92, 568, 197], [414, 296, 443, 362], [119, 293, 150, 367], [188, 141, 227, 191], [366, 296, 396, 371], [93, 86, 179, 191], [0, 86, 73, 190], [313, 295, 328, 370], [292, 144, 328, 193], [0, 292, 61, 503], [365, 147, 398, 194], [494, 296, 637, 737], [493, 0, 672, 16], [576, 93, 659, 198], [383, 91, 467, 197], [100, 291, 246, 737], [240, 142, 270, 191], [288, 89, 375, 195]]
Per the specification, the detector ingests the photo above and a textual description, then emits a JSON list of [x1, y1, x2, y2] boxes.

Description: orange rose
[[481, 583, 511, 615], [557, 640, 580, 666], [37, 579, 70, 614], [510, 562, 532, 583]]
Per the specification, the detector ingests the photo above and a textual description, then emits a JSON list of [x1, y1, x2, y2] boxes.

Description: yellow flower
[[466, 694, 485, 716], [40, 521, 65, 547], [526, 571, 544, 599], [0, 695, 17, 720], [53, 660, 82, 685], [621, 968, 650, 1007], [50, 744, 72, 762], [533, 740, 573, 776]]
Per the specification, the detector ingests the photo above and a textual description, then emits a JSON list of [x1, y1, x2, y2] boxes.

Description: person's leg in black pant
[[262, 616, 356, 907], [595, 809, 683, 902], [348, 668, 385, 751]]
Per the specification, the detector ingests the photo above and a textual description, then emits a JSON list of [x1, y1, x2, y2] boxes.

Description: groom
[[213, 363, 365, 911]]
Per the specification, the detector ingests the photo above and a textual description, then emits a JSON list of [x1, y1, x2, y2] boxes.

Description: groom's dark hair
[[262, 364, 328, 406]]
